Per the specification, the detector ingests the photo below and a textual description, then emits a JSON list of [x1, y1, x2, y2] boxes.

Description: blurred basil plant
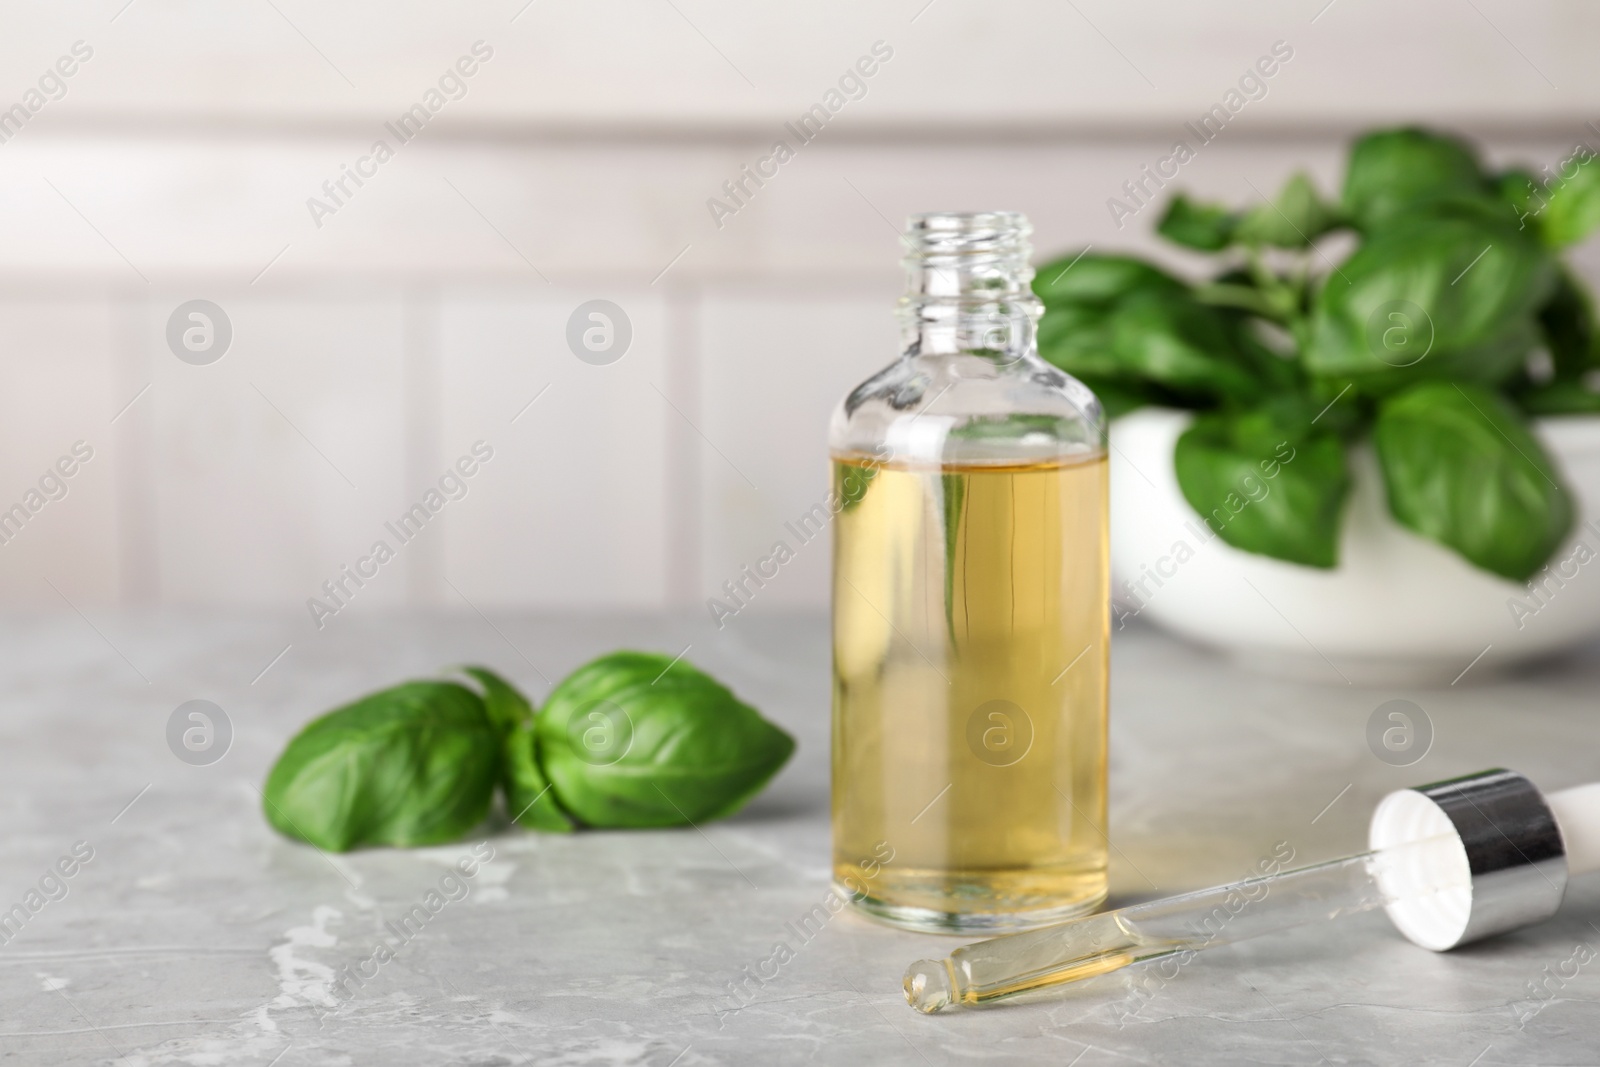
[[1036, 127, 1600, 581]]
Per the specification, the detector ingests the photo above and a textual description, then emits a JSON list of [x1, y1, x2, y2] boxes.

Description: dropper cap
[[900, 768, 1600, 1015], [1368, 768, 1594, 950]]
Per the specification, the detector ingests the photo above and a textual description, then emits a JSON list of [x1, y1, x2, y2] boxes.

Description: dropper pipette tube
[[905, 769, 1600, 1014], [904, 833, 1458, 1013]]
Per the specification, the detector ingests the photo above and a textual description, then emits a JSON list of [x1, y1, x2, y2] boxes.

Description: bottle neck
[[899, 212, 1042, 363]]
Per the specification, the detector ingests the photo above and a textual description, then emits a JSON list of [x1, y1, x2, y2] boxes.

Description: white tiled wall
[[697, 291, 895, 614], [140, 292, 411, 607], [0, 1, 1597, 612], [3, 129, 1597, 613], [4, 1, 1598, 127], [0, 299, 120, 604], [436, 288, 672, 610]]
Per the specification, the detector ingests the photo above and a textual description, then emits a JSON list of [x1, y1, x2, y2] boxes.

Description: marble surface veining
[[1, 610, 1598, 1066]]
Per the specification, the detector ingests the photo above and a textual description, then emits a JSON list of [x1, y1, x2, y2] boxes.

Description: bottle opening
[[903, 211, 1036, 302], [905, 211, 1031, 256]]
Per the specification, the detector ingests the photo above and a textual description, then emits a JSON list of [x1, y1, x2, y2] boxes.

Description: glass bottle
[[829, 211, 1109, 933]]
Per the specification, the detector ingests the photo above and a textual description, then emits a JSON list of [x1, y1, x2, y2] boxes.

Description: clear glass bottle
[[829, 211, 1109, 933]]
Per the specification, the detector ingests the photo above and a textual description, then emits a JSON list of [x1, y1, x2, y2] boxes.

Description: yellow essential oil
[[831, 451, 1109, 932]]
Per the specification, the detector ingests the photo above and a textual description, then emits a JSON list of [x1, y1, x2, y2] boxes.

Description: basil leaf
[[1535, 265, 1599, 380], [1174, 407, 1350, 568], [536, 651, 794, 828], [1108, 290, 1263, 403], [1306, 208, 1555, 392], [833, 459, 877, 513], [502, 721, 576, 832], [1037, 276, 1272, 409], [262, 681, 498, 851], [1031, 253, 1259, 406], [1374, 382, 1574, 581], [1193, 281, 1291, 322], [940, 469, 967, 642], [1498, 168, 1541, 221], [1538, 154, 1600, 248], [1037, 303, 1122, 382], [1066, 375, 1154, 419], [1033, 305, 1158, 415], [1032, 252, 1183, 308], [1157, 194, 1238, 251], [460, 665, 532, 736], [1235, 173, 1338, 248], [457, 665, 577, 832], [1516, 380, 1600, 415], [1341, 127, 1491, 230], [1206, 274, 1306, 390]]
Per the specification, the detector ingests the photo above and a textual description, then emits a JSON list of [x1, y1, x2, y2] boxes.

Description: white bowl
[[1109, 407, 1600, 685]]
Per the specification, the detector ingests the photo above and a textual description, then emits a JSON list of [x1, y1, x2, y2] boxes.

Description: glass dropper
[[905, 769, 1591, 1014], [904, 834, 1455, 1012]]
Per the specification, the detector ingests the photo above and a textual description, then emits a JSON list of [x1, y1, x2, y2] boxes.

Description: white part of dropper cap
[[1368, 788, 1474, 950], [1369, 769, 1570, 952], [1547, 783, 1600, 876]]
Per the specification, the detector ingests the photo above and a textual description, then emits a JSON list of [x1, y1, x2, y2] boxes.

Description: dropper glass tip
[[904, 959, 954, 1013]]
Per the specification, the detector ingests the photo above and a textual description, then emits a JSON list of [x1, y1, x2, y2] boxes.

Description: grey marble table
[[2, 610, 1598, 1066]]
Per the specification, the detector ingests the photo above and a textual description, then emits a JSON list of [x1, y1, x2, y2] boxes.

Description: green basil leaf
[[1032, 305, 1157, 415], [1032, 252, 1184, 308], [502, 721, 577, 832], [1341, 127, 1491, 230], [1109, 290, 1263, 403], [1235, 173, 1338, 248], [1516, 380, 1600, 415], [1374, 382, 1574, 581], [833, 457, 878, 513], [263, 681, 498, 851], [940, 470, 966, 642], [1157, 194, 1238, 251], [1538, 154, 1600, 247], [1498, 168, 1541, 221], [1223, 309, 1305, 393], [1300, 377, 1368, 438], [1536, 265, 1599, 379], [536, 651, 795, 828], [1306, 208, 1555, 392], [1038, 283, 1272, 408], [1037, 303, 1121, 381], [947, 413, 1085, 441], [1068, 375, 1154, 419], [460, 665, 533, 736], [1174, 407, 1350, 568], [1193, 282, 1294, 323], [458, 665, 577, 832]]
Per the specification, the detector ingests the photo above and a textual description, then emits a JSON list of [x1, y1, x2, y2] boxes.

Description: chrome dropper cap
[[904, 769, 1600, 1013], [1369, 768, 1571, 951]]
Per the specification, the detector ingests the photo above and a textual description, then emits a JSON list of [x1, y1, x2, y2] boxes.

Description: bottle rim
[[906, 210, 1029, 231], [904, 212, 1031, 254], [900, 211, 1037, 310]]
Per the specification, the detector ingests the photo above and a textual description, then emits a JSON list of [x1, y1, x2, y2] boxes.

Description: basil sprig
[[262, 656, 794, 851], [262, 681, 499, 852], [1038, 125, 1596, 581], [537, 652, 796, 829]]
